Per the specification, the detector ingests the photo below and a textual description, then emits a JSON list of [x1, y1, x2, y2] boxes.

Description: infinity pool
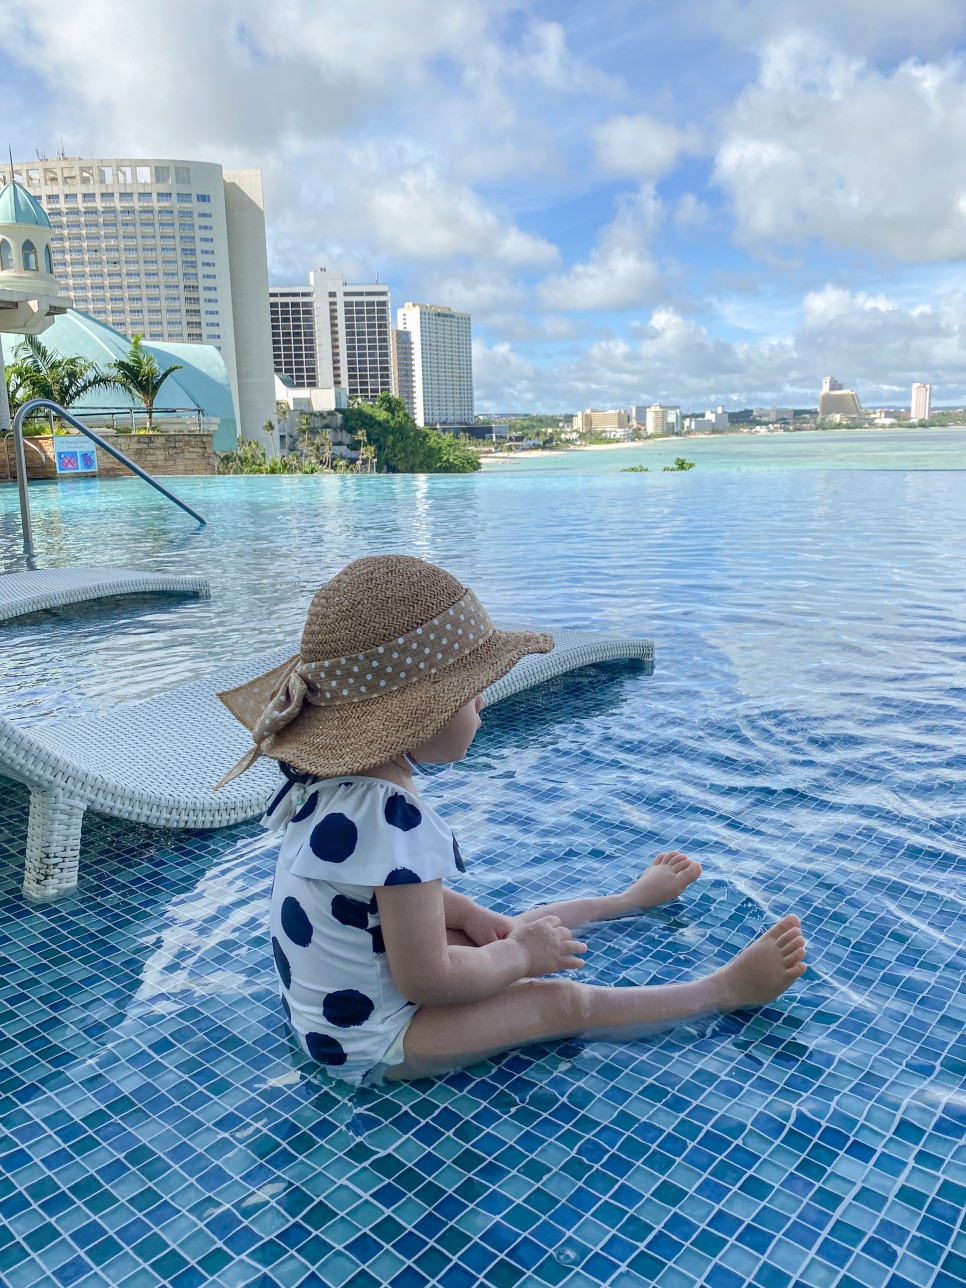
[[1, 468, 964, 1287]]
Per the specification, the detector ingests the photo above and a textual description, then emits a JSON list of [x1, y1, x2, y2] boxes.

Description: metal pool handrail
[[11, 398, 206, 549]]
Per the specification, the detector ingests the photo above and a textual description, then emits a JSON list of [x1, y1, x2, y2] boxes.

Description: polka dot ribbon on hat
[[214, 588, 494, 788]]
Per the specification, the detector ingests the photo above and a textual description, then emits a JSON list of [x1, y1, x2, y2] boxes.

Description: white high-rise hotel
[[911, 382, 932, 420], [269, 269, 392, 402], [5, 155, 276, 437], [396, 303, 473, 427]]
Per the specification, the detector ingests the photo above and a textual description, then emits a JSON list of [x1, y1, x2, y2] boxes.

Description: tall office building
[[396, 302, 473, 427], [822, 376, 843, 393], [4, 155, 275, 439], [269, 269, 392, 403], [392, 328, 415, 418], [911, 382, 932, 420]]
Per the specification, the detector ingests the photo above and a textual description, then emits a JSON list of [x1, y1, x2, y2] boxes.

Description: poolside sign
[[54, 438, 99, 475]]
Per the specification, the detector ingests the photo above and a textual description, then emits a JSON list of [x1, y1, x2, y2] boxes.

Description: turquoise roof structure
[[0, 181, 52, 229], [1, 310, 237, 450]]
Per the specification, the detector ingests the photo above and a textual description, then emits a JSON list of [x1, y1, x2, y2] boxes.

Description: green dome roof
[[0, 181, 52, 229]]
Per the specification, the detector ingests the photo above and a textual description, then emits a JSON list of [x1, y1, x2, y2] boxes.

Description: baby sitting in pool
[[215, 555, 806, 1086]]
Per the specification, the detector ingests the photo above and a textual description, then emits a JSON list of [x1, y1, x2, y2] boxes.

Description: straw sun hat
[[214, 555, 554, 787]]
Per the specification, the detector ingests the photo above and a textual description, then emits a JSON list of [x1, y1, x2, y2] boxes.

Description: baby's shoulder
[[268, 774, 463, 887]]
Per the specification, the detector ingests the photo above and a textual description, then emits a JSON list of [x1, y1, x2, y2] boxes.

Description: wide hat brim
[[217, 625, 553, 779]]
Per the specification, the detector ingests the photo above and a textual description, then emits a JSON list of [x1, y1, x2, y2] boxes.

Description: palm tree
[[10, 336, 120, 427], [108, 334, 182, 430]]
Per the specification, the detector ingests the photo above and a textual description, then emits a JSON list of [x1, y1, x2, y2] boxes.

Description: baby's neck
[[358, 758, 417, 794]]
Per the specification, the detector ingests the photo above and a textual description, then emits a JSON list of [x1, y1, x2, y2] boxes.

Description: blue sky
[[5, 0, 966, 411]]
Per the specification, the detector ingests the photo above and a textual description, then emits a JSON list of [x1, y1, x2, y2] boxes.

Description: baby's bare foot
[[625, 850, 702, 910], [712, 915, 807, 1010]]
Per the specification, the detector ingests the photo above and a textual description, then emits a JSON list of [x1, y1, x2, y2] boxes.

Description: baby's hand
[[508, 915, 586, 977], [460, 904, 515, 946]]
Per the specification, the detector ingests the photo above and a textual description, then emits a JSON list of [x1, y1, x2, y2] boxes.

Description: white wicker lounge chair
[[0, 566, 209, 623], [0, 624, 653, 900]]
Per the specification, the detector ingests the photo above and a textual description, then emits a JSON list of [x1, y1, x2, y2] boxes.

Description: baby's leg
[[386, 914, 806, 1081], [516, 850, 702, 928]]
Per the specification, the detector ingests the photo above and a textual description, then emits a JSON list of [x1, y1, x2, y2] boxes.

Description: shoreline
[[479, 424, 966, 463]]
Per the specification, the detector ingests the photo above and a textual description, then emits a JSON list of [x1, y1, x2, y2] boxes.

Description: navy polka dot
[[340, 781, 354, 788], [384, 793, 422, 831], [368, 894, 379, 914], [385, 867, 422, 885], [331, 894, 370, 931], [309, 812, 358, 863], [265, 781, 293, 815], [281, 896, 313, 947], [305, 1032, 347, 1065], [272, 936, 291, 989], [368, 924, 385, 954], [453, 835, 466, 873], [291, 790, 319, 823], [323, 989, 374, 1028], [280, 993, 291, 1022]]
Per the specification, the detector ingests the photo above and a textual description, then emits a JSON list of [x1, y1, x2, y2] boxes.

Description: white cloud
[[537, 186, 668, 311], [360, 166, 558, 266], [592, 113, 700, 180], [674, 193, 711, 229], [715, 33, 966, 260], [8, 0, 517, 155], [704, 0, 966, 60]]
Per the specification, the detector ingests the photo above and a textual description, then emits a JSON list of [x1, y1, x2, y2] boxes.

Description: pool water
[[0, 469, 964, 1287]]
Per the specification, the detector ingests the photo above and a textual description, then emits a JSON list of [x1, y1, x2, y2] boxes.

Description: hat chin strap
[[403, 752, 455, 780]]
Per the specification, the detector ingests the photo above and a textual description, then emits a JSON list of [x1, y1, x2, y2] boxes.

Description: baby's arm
[[378, 880, 586, 1007], [443, 888, 514, 945]]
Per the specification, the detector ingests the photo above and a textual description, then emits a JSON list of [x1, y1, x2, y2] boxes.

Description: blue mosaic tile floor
[[1, 663, 964, 1288]]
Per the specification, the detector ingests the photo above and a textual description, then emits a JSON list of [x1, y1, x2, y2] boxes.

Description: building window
[[177, 192, 192, 204], [0, 240, 11, 270], [45, 245, 54, 273], [154, 166, 170, 184], [157, 192, 172, 203], [22, 240, 38, 271]]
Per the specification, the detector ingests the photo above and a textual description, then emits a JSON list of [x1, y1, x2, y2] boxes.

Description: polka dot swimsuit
[[265, 774, 464, 1086]]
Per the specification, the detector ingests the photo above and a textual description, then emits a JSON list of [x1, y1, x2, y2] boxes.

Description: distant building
[[397, 302, 474, 427], [685, 406, 728, 433], [822, 376, 843, 393], [274, 373, 347, 415], [269, 286, 317, 388], [818, 388, 863, 421], [911, 382, 932, 421], [270, 268, 392, 405], [391, 328, 415, 418], [754, 407, 793, 422], [628, 404, 649, 426], [573, 408, 628, 434], [5, 154, 276, 441], [645, 404, 682, 436]]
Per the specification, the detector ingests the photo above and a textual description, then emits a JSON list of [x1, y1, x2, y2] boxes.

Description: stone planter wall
[[1, 432, 220, 481]]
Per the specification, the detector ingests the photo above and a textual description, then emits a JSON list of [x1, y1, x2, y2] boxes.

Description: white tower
[[0, 178, 72, 434], [396, 302, 473, 427], [911, 383, 932, 421]]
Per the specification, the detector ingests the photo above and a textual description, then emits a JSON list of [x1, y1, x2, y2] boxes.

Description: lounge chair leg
[[23, 790, 86, 901]]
